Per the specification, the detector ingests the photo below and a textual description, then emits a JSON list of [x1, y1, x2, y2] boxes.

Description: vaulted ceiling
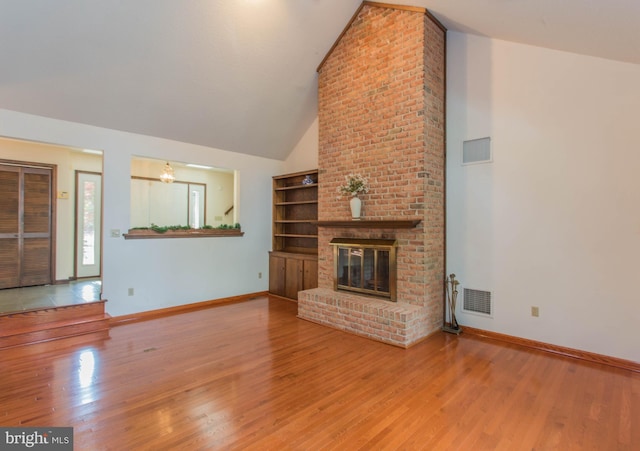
[[1, 0, 638, 160]]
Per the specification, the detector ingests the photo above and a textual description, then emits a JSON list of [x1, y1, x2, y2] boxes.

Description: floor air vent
[[463, 288, 492, 316]]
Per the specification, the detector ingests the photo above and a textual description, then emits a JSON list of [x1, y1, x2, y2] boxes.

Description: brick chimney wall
[[298, 4, 446, 347]]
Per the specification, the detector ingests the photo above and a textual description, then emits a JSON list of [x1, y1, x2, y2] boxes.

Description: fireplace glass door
[[332, 238, 396, 301]]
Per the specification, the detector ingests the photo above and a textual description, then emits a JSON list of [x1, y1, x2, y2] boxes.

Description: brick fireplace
[[297, 2, 446, 347]]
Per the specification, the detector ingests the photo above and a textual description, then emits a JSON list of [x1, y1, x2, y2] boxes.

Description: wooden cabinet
[[269, 251, 317, 300], [269, 170, 318, 300], [302, 258, 318, 290]]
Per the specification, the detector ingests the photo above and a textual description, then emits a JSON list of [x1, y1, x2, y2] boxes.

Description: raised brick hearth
[[299, 288, 430, 347], [298, 3, 446, 347]]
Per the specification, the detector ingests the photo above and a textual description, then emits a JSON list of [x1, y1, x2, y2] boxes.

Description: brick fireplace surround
[[298, 3, 446, 347]]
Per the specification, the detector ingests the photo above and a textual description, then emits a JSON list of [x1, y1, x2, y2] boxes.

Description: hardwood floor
[[1, 296, 637, 450]]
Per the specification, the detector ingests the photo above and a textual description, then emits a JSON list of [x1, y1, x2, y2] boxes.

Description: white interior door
[[76, 172, 102, 278]]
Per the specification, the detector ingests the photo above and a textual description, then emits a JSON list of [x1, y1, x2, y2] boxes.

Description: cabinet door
[[303, 258, 318, 290], [269, 255, 286, 297], [285, 258, 303, 300]]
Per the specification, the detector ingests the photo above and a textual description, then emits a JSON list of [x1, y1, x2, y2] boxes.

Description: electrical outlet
[[258, 272, 262, 279], [128, 288, 134, 296], [531, 306, 539, 317], [111, 229, 121, 238]]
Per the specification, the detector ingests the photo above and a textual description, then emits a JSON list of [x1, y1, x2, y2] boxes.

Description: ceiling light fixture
[[82, 149, 103, 155], [186, 163, 213, 169], [160, 162, 175, 183]]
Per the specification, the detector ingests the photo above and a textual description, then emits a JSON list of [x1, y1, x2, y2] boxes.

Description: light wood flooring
[[0, 296, 637, 450]]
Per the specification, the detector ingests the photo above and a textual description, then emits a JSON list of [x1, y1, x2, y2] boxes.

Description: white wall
[[283, 117, 318, 174], [446, 32, 640, 362], [0, 109, 284, 317]]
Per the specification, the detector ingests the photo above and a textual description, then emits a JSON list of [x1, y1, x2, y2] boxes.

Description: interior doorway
[[0, 137, 103, 314]]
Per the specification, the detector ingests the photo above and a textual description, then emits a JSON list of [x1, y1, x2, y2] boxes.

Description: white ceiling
[[1, 0, 638, 160]]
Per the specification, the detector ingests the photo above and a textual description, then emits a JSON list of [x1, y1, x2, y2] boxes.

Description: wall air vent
[[462, 137, 491, 165], [463, 288, 492, 316]]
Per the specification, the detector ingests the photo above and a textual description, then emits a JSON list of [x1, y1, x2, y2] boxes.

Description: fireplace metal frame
[[330, 238, 397, 301]]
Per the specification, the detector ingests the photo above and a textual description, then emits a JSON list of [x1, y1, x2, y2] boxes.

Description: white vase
[[350, 196, 362, 219]]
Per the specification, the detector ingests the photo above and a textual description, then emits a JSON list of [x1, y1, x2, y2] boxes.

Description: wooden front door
[[0, 164, 53, 289]]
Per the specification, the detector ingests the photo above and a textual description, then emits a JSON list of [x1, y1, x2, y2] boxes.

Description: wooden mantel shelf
[[317, 219, 421, 229]]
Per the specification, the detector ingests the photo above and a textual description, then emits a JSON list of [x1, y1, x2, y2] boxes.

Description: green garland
[[131, 223, 241, 234]]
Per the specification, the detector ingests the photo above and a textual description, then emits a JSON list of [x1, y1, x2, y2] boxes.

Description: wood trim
[[365, 2, 446, 32], [272, 169, 318, 180], [109, 291, 268, 326], [424, 8, 447, 33], [73, 171, 79, 279], [317, 219, 421, 228], [50, 164, 57, 287], [0, 299, 107, 325], [462, 326, 640, 373], [443, 22, 447, 328], [0, 158, 56, 170], [269, 250, 318, 261], [363, 1, 426, 14], [365, 3, 446, 33]]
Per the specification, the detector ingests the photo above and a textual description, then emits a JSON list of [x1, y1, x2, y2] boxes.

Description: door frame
[[0, 158, 57, 286]]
